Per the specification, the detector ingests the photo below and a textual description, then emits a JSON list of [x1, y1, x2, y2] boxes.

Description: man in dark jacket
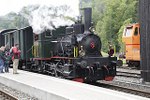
[[0, 46, 5, 73]]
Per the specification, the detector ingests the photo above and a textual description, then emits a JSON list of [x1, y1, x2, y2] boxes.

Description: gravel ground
[[96, 66, 150, 97], [98, 76, 150, 98], [114, 76, 150, 91], [114, 76, 142, 83], [0, 83, 38, 100], [116, 67, 150, 85], [116, 67, 142, 83], [117, 67, 141, 74]]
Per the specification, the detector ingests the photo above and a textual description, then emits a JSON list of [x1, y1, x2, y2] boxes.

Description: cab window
[[139, 28, 140, 35], [125, 28, 132, 37], [45, 30, 52, 37], [134, 27, 138, 36]]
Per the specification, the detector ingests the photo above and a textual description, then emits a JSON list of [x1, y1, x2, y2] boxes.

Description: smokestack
[[83, 8, 92, 34]]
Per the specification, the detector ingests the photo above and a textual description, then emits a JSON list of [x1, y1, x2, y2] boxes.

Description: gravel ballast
[[0, 83, 38, 100]]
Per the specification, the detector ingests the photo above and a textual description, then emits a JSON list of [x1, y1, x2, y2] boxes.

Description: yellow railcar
[[122, 23, 140, 67]]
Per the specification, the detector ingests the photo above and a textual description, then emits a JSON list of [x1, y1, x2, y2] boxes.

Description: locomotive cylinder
[[66, 27, 73, 34]]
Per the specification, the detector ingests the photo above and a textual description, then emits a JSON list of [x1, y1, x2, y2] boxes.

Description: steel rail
[[94, 80, 150, 98], [0, 90, 18, 100], [116, 71, 141, 78]]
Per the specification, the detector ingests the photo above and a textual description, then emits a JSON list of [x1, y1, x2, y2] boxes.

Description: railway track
[[94, 80, 150, 98], [116, 71, 141, 78], [89, 67, 150, 98], [116, 67, 141, 78], [0, 90, 18, 100]]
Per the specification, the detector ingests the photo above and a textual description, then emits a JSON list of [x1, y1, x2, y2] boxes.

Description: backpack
[[8, 47, 14, 60], [9, 47, 13, 54]]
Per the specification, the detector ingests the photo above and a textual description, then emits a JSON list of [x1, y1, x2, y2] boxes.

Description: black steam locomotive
[[0, 8, 117, 82]]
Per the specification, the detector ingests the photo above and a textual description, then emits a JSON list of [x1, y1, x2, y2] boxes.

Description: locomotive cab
[[122, 23, 140, 67]]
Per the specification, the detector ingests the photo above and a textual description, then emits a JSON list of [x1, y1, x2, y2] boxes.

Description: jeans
[[4, 62, 9, 72], [0, 59, 4, 73]]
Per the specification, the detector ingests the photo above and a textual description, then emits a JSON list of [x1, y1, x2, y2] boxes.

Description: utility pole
[[139, 0, 150, 82]]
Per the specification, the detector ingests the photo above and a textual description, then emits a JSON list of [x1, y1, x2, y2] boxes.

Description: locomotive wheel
[[37, 65, 43, 73], [128, 61, 140, 68], [85, 80, 97, 84], [134, 61, 140, 69], [128, 61, 133, 67], [116, 60, 123, 67]]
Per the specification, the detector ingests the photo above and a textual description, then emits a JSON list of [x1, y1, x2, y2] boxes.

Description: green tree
[[0, 5, 40, 30], [80, 0, 138, 52]]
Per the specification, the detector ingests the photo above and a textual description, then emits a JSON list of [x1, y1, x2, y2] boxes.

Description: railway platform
[[0, 69, 149, 100]]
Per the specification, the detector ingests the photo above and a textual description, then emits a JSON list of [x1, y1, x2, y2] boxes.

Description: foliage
[[0, 5, 40, 30], [81, 0, 138, 52]]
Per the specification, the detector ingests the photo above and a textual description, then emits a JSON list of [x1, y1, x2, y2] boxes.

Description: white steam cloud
[[30, 5, 78, 34], [20, 0, 79, 34]]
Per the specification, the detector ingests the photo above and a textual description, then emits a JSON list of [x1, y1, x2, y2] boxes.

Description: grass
[[101, 51, 109, 57]]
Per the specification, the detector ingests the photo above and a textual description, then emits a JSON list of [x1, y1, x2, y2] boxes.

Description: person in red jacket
[[10, 44, 21, 74]]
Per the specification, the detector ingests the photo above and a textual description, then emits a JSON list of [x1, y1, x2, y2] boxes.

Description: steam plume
[[21, 4, 79, 34]]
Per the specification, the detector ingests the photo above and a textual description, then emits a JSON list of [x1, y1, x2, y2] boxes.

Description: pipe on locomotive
[[83, 8, 92, 34]]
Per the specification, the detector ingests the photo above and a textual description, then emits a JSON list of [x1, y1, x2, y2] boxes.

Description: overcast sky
[[0, 0, 79, 16]]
